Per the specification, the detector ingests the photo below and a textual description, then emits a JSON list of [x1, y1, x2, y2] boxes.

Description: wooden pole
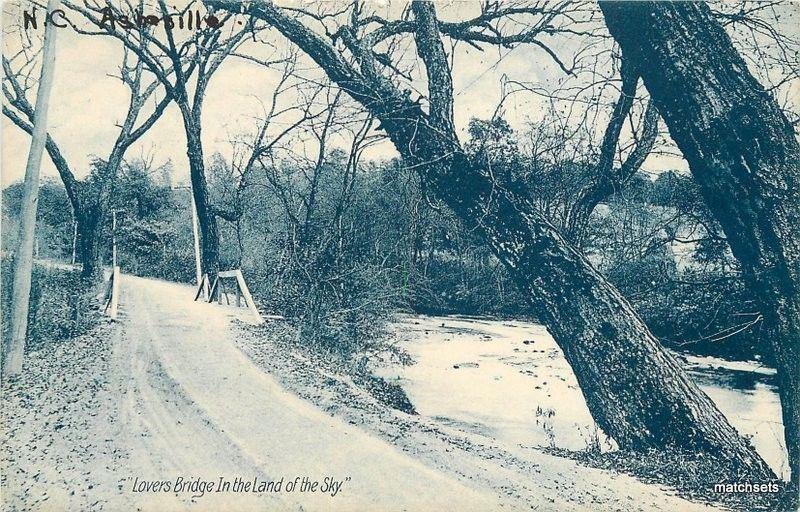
[[4, 0, 61, 379], [111, 210, 117, 269], [71, 220, 77, 265], [190, 191, 204, 298], [109, 266, 120, 320]]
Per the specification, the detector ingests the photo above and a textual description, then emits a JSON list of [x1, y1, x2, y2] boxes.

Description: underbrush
[[1, 259, 103, 351], [242, 319, 415, 414], [259, 262, 402, 361]]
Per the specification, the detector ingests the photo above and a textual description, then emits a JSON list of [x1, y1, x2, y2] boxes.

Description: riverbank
[[237, 312, 796, 511], [237, 318, 723, 511]]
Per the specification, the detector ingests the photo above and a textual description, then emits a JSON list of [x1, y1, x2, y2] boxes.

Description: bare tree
[[208, 0, 774, 479], [3, 44, 171, 278], [63, 0, 273, 277], [562, 59, 659, 244], [600, 0, 800, 493], [210, 54, 329, 265]]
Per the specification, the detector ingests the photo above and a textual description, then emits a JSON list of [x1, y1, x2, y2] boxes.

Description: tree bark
[[600, 1, 800, 490], [215, 0, 775, 482], [74, 203, 104, 280], [3, 0, 60, 378], [183, 117, 220, 278]]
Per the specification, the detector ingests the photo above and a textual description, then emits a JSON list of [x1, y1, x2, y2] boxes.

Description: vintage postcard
[[1, 1, 798, 510]]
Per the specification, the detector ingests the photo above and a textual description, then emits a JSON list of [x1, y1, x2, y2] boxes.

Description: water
[[377, 315, 789, 480]]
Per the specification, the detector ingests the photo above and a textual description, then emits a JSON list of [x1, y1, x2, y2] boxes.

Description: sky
[[3, 0, 768, 190]]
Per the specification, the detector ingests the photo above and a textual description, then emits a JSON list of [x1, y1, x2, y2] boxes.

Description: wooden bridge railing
[[195, 269, 264, 325]]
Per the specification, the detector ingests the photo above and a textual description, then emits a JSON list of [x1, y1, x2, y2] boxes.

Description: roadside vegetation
[[0, 258, 102, 352], [2, 134, 767, 364]]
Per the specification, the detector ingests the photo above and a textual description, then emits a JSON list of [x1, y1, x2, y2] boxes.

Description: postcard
[[2, 1, 798, 510]]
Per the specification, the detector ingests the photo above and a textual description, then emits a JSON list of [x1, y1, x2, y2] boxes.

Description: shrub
[[1, 259, 102, 351], [277, 263, 400, 359]]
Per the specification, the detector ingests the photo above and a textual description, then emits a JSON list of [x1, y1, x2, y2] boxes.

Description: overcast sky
[[3, 0, 760, 190]]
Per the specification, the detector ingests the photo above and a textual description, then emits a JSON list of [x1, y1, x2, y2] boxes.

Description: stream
[[378, 315, 789, 481]]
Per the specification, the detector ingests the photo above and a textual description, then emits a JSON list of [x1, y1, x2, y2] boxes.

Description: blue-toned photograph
[[1, 1, 798, 510]]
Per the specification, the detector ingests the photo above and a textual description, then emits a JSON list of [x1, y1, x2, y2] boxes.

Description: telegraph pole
[[4, 0, 62, 378], [111, 210, 117, 268], [172, 185, 204, 297], [71, 220, 77, 265]]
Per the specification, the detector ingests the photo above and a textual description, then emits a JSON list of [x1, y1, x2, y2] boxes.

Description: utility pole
[[173, 185, 204, 297], [71, 219, 77, 265], [4, 0, 61, 379], [190, 190, 204, 297]]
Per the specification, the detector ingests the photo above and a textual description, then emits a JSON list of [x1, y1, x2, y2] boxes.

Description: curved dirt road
[[104, 274, 497, 511], [2, 273, 718, 512]]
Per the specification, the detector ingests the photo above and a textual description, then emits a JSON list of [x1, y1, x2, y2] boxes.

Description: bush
[[1, 259, 102, 351], [606, 252, 766, 362], [275, 263, 400, 359]]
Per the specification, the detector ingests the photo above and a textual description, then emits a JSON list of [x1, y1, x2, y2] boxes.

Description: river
[[377, 315, 788, 481]]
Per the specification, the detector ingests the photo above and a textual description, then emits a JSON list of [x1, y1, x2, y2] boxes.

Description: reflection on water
[[686, 362, 777, 389], [380, 315, 789, 481]]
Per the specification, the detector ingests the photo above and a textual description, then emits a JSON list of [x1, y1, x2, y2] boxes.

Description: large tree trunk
[[3, 0, 60, 379], [398, 108, 774, 481], [600, 1, 800, 490], [224, 0, 775, 482], [183, 119, 220, 278], [75, 204, 104, 280]]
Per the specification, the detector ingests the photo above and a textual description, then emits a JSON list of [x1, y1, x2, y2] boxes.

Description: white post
[[111, 210, 117, 269], [109, 265, 120, 320], [71, 220, 77, 265], [190, 191, 204, 297], [4, 0, 61, 378]]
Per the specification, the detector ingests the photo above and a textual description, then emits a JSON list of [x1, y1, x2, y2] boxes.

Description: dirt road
[[103, 275, 501, 511], [2, 274, 717, 511]]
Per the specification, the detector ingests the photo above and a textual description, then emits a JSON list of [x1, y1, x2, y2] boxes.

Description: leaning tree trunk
[[183, 119, 220, 279], [600, 1, 800, 490], [233, 0, 775, 482], [397, 106, 774, 482]]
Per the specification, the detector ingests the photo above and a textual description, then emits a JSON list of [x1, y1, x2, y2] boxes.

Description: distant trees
[[1, 179, 73, 259], [107, 158, 194, 282], [209, 0, 774, 479]]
